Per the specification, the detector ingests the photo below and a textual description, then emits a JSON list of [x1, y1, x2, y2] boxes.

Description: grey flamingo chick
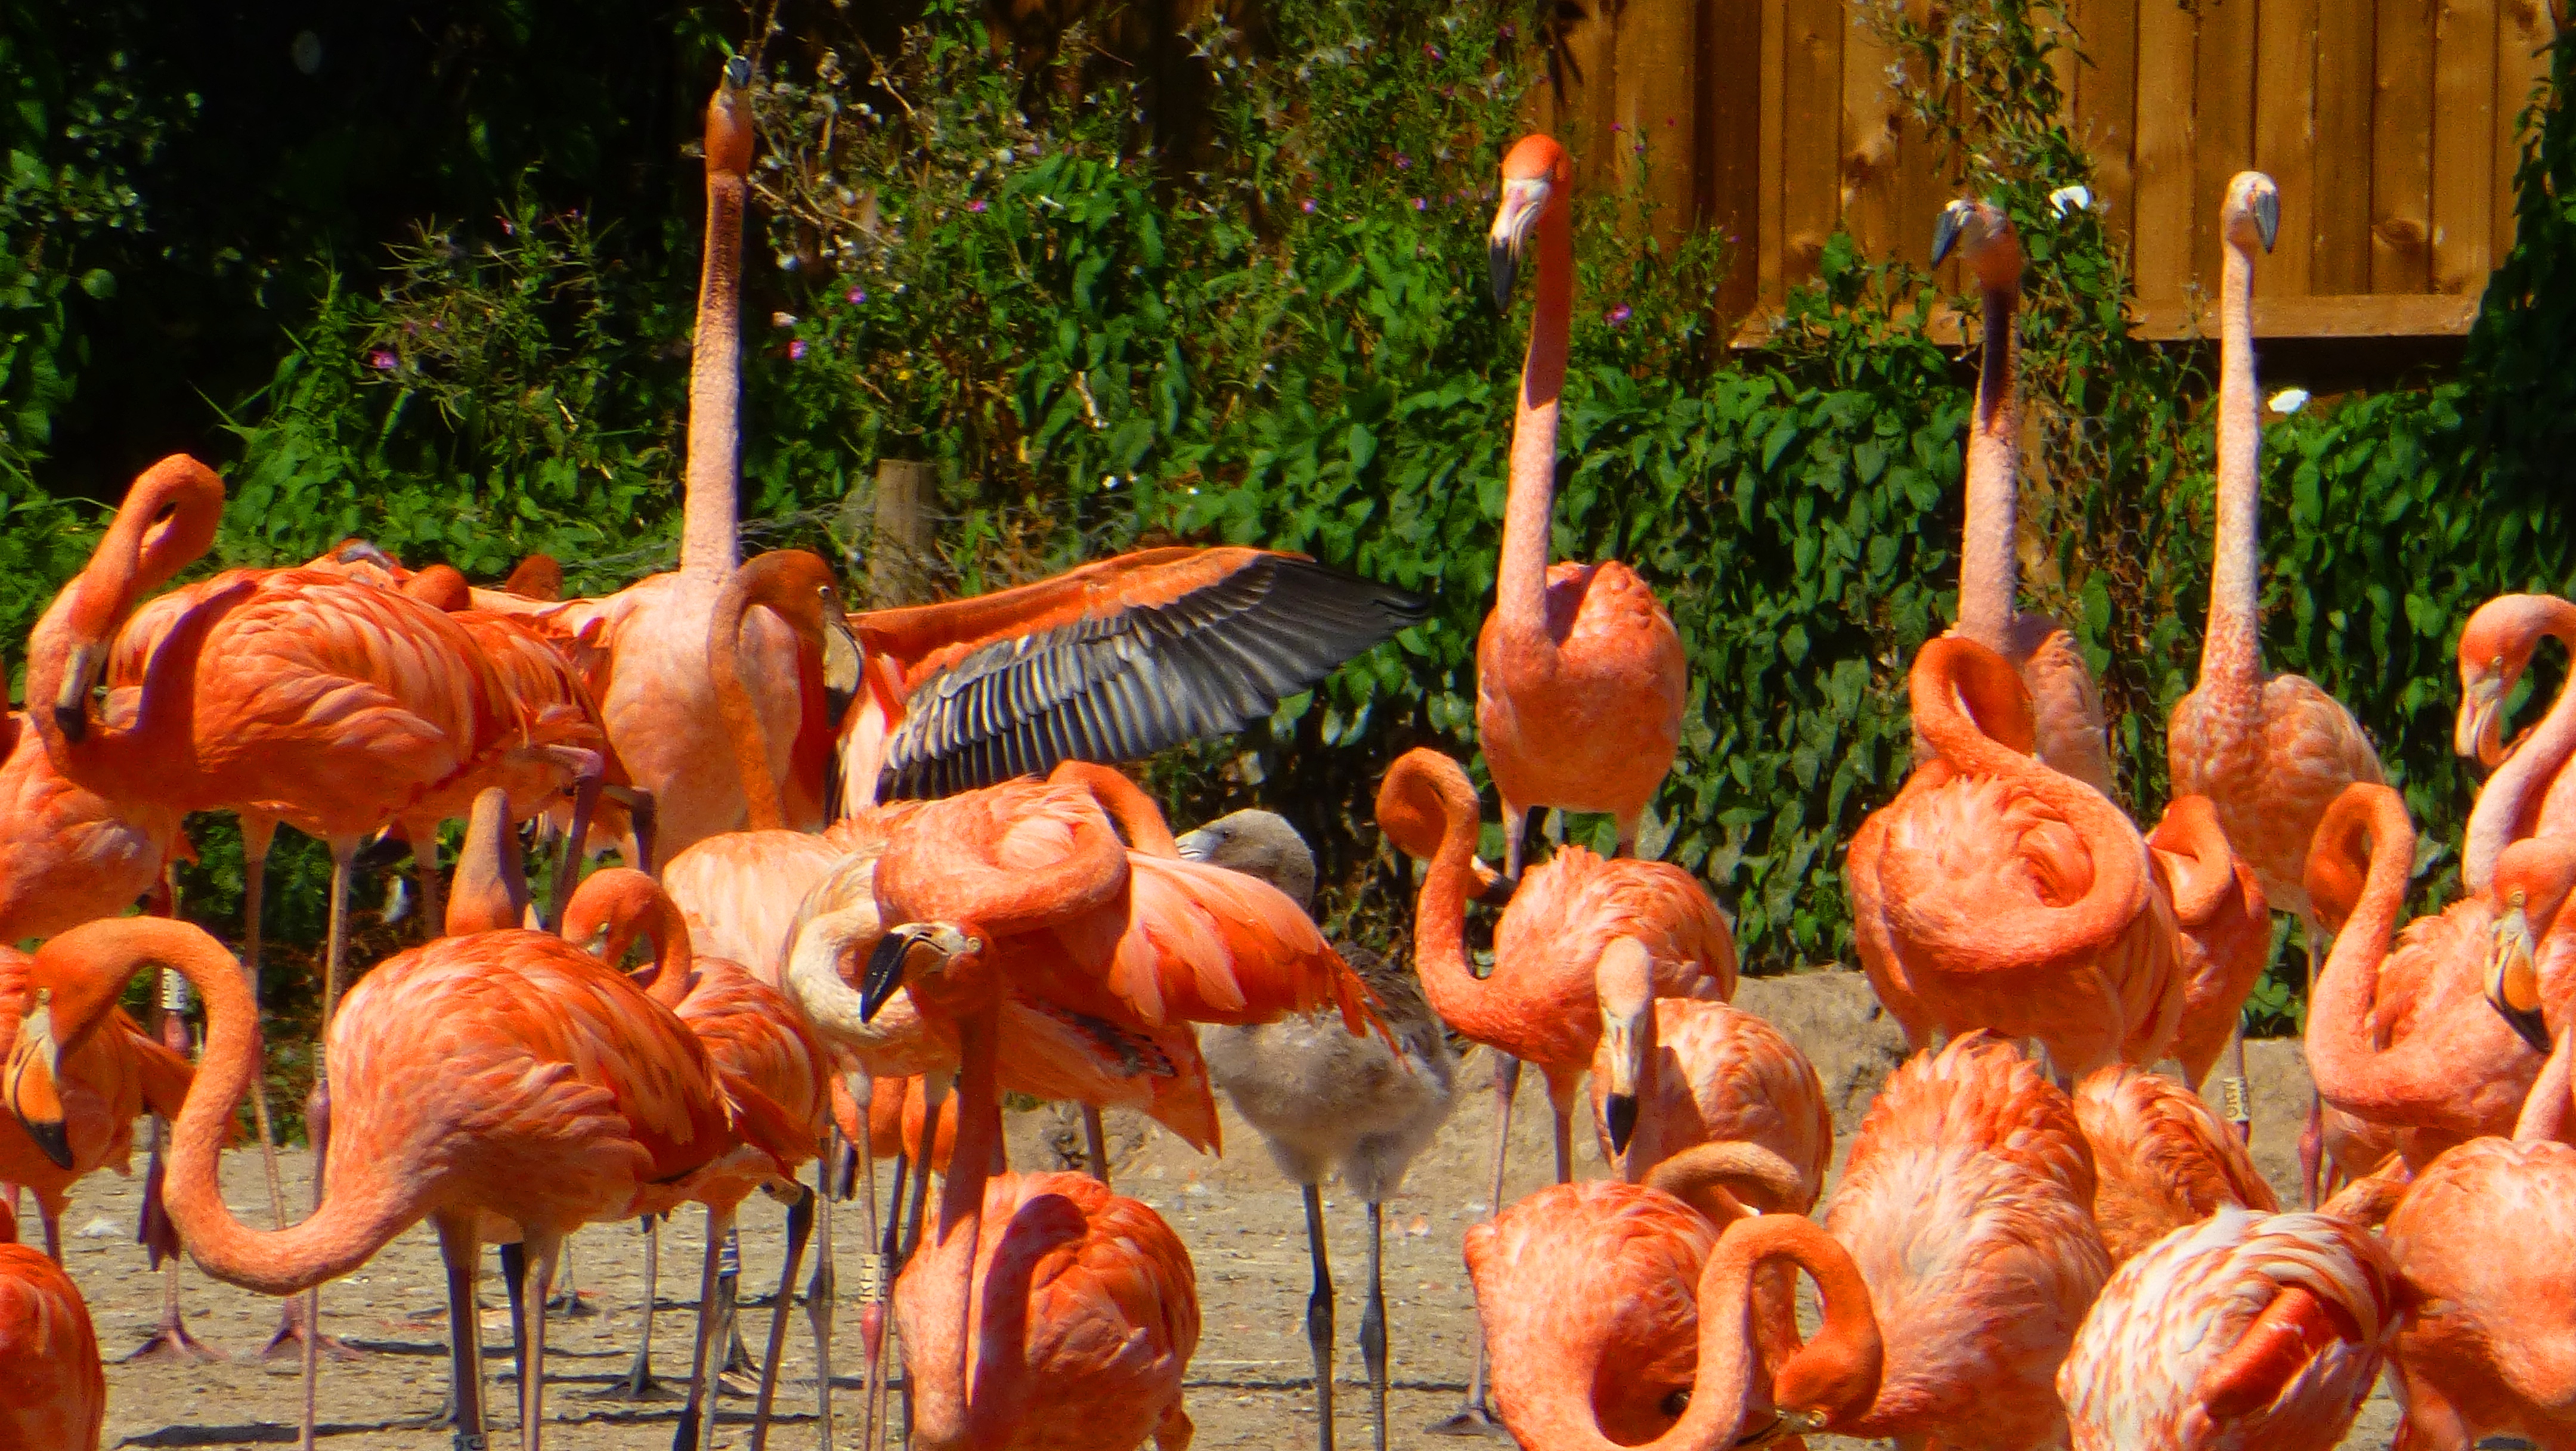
[[1179, 810, 1458, 1451]]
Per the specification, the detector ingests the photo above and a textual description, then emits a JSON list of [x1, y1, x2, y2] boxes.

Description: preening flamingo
[[1183, 808, 1459, 1451], [1475, 132, 1686, 882], [0, 942, 190, 1259], [2145, 796, 2271, 1104], [1820, 1031, 2111, 1451], [2057, 1205, 2398, 1450], [1928, 197, 2115, 798], [1377, 745, 1730, 1434], [2299, 783, 2540, 1185], [0, 691, 184, 944], [2456, 593, 2576, 895], [850, 779, 1382, 1451], [1846, 635, 2181, 1077], [2072, 1065, 2277, 1266], [1587, 938, 1830, 1207], [0, 1227, 105, 1451], [1464, 1176, 1882, 1450]]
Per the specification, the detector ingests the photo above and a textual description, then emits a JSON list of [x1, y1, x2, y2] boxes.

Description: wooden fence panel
[[2254, 0, 2318, 296], [2371, 0, 2437, 292], [2195, 0, 2259, 298], [1779, 0, 1846, 284], [2132, 0, 2197, 305], [2431, 0, 2500, 295]]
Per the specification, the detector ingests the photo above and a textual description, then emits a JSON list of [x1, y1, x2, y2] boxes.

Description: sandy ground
[[36, 971, 2464, 1449]]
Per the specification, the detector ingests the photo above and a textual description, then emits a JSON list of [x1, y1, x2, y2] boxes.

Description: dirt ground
[[42, 971, 2450, 1449]]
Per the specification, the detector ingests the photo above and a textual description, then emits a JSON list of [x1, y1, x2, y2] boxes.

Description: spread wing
[[863, 549, 1428, 799]]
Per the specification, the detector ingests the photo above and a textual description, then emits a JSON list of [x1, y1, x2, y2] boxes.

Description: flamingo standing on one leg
[[2072, 1065, 2277, 1266], [0, 1220, 105, 1451], [1184, 808, 1460, 1451], [1475, 132, 1686, 884], [2456, 593, 2576, 894], [1820, 1031, 2111, 1450], [1847, 635, 2182, 1078]]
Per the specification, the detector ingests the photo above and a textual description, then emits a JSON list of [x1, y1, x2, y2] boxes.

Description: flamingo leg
[[1428, 1053, 1516, 1438], [749, 1183, 815, 1451], [549, 1238, 579, 1321], [892, 1081, 944, 1446], [519, 1229, 564, 1451], [1082, 1104, 1114, 1187], [2220, 1023, 2253, 1145], [1361, 1200, 1389, 1451], [676, 1207, 734, 1451], [435, 1212, 488, 1448], [238, 813, 292, 1229], [1550, 1097, 1574, 1186], [543, 748, 605, 931], [2297, 908, 2337, 1209], [1612, 807, 1641, 859], [1498, 799, 1528, 885], [1301, 1182, 1336, 1451], [867, 1149, 907, 1451], [809, 1136, 847, 1451], [603, 1216, 667, 1400], [411, 818, 446, 942], [129, 1114, 222, 1363]]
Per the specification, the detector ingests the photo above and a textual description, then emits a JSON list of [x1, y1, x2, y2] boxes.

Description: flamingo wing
[[862, 548, 1428, 798]]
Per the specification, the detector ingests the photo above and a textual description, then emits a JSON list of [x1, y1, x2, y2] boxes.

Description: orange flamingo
[[2073, 1065, 2277, 1266], [2300, 783, 2542, 1186], [0, 695, 184, 943], [0, 942, 190, 1259], [1928, 197, 2115, 798], [1475, 132, 1686, 882], [2145, 796, 2271, 1105], [2457, 593, 2576, 895], [1820, 1031, 2111, 1450], [2057, 1205, 2398, 1450], [1463, 1171, 1883, 1450], [1847, 635, 2182, 1078], [851, 777, 1382, 1451], [1586, 938, 1829, 1206], [0, 1224, 105, 1451]]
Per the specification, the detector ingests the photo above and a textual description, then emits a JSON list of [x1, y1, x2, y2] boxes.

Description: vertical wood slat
[[1839, 1, 1900, 259], [2132, 0, 2198, 305], [2497, 0, 2556, 260], [1758, 0, 1788, 304], [1616, 0, 1704, 252], [1560, 0, 1623, 192], [2372, 0, 2438, 291], [1779, 0, 1844, 283], [2194, 0, 2259, 299], [2312, 0, 2377, 292], [2252, 0, 2318, 297], [871, 460, 937, 607], [2069, 0, 2140, 256], [2429, 0, 2499, 293], [1705, 0, 1767, 318]]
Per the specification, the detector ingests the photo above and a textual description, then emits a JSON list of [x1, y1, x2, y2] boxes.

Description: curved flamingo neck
[[2202, 237, 2264, 694], [1956, 277, 2023, 650], [568, 872, 695, 1007], [2515, 1030, 2574, 1142], [911, 1000, 1004, 1444], [30, 573, 251, 808], [681, 95, 750, 580], [2464, 602, 2576, 892], [2303, 796, 2456, 1121], [1497, 196, 1572, 642], [445, 795, 528, 935], [2150, 799, 2238, 925], [709, 570, 794, 829], [43, 920, 415, 1295], [1049, 762, 1179, 855], [1401, 765, 1496, 1035]]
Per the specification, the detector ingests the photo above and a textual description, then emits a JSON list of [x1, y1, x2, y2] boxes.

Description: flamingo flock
[[0, 64, 2570, 1451]]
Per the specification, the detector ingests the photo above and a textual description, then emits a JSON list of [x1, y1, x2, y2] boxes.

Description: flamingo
[[2456, 593, 2576, 895], [2299, 783, 2541, 1186], [1475, 132, 1686, 883], [1463, 1175, 1883, 1450], [0, 941, 190, 1260], [1928, 197, 2116, 798], [2056, 1205, 2399, 1450], [1847, 635, 2182, 1078], [2072, 1065, 2277, 1266], [0, 1224, 105, 1451], [2145, 797, 2271, 1106], [1820, 1031, 2111, 1450], [0, 688, 185, 944], [1376, 744, 1730, 1434], [850, 777, 1382, 1451], [1181, 807, 1459, 1451], [1586, 938, 1831, 1206]]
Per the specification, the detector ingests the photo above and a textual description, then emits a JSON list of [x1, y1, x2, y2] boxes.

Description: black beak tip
[[2503, 1002, 2555, 1055], [1476, 872, 1520, 909], [823, 683, 858, 733], [1930, 211, 1964, 268], [2253, 193, 2281, 253], [860, 934, 911, 1022], [1605, 1093, 1639, 1157], [726, 55, 752, 89], [1487, 243, 1516, 312], [27, 1117, 73, 1173], [51, 703, 86, 743]]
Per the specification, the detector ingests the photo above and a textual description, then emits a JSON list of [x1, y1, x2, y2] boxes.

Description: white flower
[[2268, 387, 2311, 414], [770, 311, 799, 328], [2048, 185, 2093, 217]]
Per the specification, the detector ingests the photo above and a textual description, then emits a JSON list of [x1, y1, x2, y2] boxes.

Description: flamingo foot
[[127, 1313, 225, 1365], [258, 1298, 360, 1364], [1423, 1405, 1512, 1440]]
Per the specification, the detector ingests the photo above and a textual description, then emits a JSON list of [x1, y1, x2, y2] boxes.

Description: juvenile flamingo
[[1820, 1031, 2111, 1450], [1928, 197, 2115, 797], [0, 1226, 105, 1451], [1183, 807, 1459, 1451], [1847, 635, 2182, 1078], [2072, 1065, 2277, 1266], [2456, 593, 2576, 894], [1476, 132, 1687, 881], [2057, 1206, 2398, 1450]]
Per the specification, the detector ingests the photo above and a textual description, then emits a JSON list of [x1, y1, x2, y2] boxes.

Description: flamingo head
[[2488, 839, 2576, 1053], [2455, 594, 2555, 767], [41, 454, 227, 745], [739, 549, 865, 728], [863, 921, 984, 1022], [4, 988, 73, 1171], [1931, 198, 2023, 293], [1488, 134, 1568, 310], [1594, 937, 1655, 1158], [707, 55, 756, 179], [1176, 810, 1316, 911], [2222, 170, 2281, 256]]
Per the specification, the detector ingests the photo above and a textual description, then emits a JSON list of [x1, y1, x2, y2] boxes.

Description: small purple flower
[[846, 286, 866, 304], [367, 348, 397, 371], [968, 199, 987, 213], [1302, 198, 1317, 213], [1423, 43, 1441, 59], [1608, 304, 1632, 326], [1501, 21, 1515, 36], [1414, 197, 1426, 211], [789, 339, 809, 361], [1395, 154, 1411, 169], [1610, 122, 1623, 134]]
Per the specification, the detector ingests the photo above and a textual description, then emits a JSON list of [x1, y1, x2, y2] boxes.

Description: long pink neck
[[2303, 811, 2463, 1126], [680, 163, 745, 578], [1497, 197, 1572, 641], [913, 1001, 1002, 1446], [1956, 278, 2021, 649], [1407, 779, 1500, 1041], [2463, 604, 2576, 892], [2516, 1029, 2575, 1142], [31, 575, 247, 811], [2201, 238, 2263, 692]]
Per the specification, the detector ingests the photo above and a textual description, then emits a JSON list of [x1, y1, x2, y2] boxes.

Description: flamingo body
[[0, 945, 190, 1226], [0, 1242, 105, 1450], [0, 711, 181, 941], [2381, 1137, 2576, 1449], [1587, 996, 1831, 1204], [1474, 560, 1687, 844], [2074, 1066, 2277, 1266]]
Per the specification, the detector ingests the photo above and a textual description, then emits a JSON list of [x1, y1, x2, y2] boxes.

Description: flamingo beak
[[1174, 829, 1213, 863], [819, 598, 862, 731], [51, 642, 101, 744], [1931, 200, 1973, 267], [725, 54, 751, 90], [2487, 901, 2554, 1054], [1600, 1013, 1643, 1156], [1603, 1092, 1639, 1157], [2457, 670, 2505, 765], [862, 922, 973, 1022], [1487, 177, 1549, 311], [2252, 189, 2280, 253], [4, 990, 73, 1171], [1732, 1409, 1826, 1447]]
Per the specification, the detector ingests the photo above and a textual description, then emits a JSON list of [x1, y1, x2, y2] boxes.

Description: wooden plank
[[1614, 0, 1702, 250], [1758, 0, 1788, 304], [2497, 0, 2557, 258], [2429, 0, 2500, 294], [2131, 0, 2198, 305], [872, 460, 937, 606], [2253, 0, 2319, 296], [1893, 0, 1957, 281], [2312, 0, 2377, 292], [1557, 0, 1622, 189], [2069, 0, 2140, 242], [1733, 290, 2478, 347], [1778, 0, 1844, 283], [1703, 0, 1766, 319], [1839, 0, 1900, 259], [2193, 0, 2258, 298], [2371, 0, 2437, 292]]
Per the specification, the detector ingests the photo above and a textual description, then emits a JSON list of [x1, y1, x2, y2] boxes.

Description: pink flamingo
[[2073, 1065, 2277, 1266], [2145, 796, 2271, 1107], [0, 1222, 105, 1451], [2456, 593, 2576, 895]]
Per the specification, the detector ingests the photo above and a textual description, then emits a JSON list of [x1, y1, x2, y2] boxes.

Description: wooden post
[[870, 458, 936, 607]]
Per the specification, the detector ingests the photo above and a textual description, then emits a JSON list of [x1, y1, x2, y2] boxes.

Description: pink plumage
[[0, 1240, 105, 1450]]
